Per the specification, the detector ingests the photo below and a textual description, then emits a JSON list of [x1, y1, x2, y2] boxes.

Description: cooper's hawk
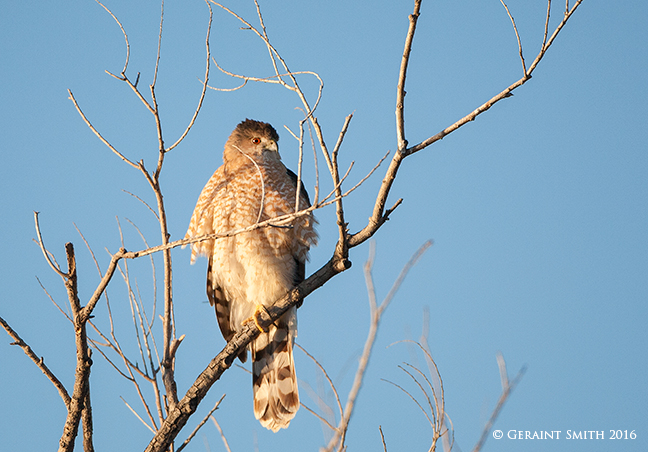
[[185, 119, 317, 432]]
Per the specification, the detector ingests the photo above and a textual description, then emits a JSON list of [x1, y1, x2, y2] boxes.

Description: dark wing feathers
[[286, 166, 309, 308], [207, 256, 247, 362], [285, 167, 311, 206]]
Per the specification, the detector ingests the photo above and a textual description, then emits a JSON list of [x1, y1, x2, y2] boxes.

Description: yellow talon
[[245, 304, 270, 333]]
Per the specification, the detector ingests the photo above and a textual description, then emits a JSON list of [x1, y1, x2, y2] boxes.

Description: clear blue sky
[[1, 1, 646, 451]]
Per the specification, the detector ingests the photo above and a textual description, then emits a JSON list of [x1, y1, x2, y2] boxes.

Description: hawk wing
[[285, 167, 309, 306], [207, 256, 248, 363]]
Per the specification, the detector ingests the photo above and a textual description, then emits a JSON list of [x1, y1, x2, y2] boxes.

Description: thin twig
[[152, 0, 164, 88], [209, 58, 322, 89], [300, 402, 337, 431], [166, 0, 213, 152], [176, 394, 226, 452], [379, 426, 388, 452], [330, 114, 354, 249], [87, 337, 135, 381], [401, 363, 438, 427], [36, 276, 72, 323], [296, 343, 343, 421], [210, 415, 233, 452], [0, 316, 71, 406], [542, 0, 552, 50], [306, 117, 320, 206], [405, 0, 584, 158], [232, 144, 266, 224], [294, 116, 305, 214], [528, 0, 583, 74], [67, 92, 139, 169], [95, 0, 129, 76], [121, 396, 156, 434], [122, 190, 159, 220], [33, 212, 67, 277], [471, 358, 527, 452], [499, 0, 527, 75], [382, 377, 434, 427], [324, 241, 432, 452]]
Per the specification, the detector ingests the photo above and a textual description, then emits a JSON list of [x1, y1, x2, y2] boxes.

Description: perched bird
[[185, 119, 317, 431]]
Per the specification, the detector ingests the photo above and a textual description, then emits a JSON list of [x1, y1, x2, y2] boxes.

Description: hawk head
[[224, 119, 280, 165]]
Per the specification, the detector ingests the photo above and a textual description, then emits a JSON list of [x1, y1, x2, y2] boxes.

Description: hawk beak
[[265, 140, 278, 153]]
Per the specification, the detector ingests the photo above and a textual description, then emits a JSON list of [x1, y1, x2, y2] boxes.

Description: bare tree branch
[[67, 91, 140, 169], [528, 0, 583, 74], [95, 0, 129, 76], [58, 243, 94, 452], [379, 425, 388, 452], [542, 0, 552, 52], [121, 396, 157, 434], [36, 275, 73, 323], [300, 402, 337, 432], [471, 354, 527, 452], [165, 0, 213, 153], [406, 0, 583, 157], [33, 212, 67, 278], [324, 241, 432, 452], [152, 0, 164, 89], [176, 394, 226, 452], [499, 0, 527, 75], [0, 316, 71, 406], [296, 343, 343, 423], [396, 0, 422, 151], [209, 415, 233, 452], [82, 390, 95, 452]]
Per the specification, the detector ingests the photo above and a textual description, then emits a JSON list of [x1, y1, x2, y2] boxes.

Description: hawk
[[185, 119, 317, 432]]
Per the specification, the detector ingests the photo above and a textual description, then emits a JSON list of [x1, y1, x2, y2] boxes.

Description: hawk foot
[[245, 304, 270, 333]]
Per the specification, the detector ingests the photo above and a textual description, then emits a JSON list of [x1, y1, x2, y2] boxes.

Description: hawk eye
[[251, 137, 261, 145]]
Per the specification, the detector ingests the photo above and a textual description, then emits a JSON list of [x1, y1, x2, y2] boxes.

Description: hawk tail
[[251, 320, 299, 432]]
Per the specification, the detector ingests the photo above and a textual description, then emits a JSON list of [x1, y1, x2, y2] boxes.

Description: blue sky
[[1, 1, 646, 451]]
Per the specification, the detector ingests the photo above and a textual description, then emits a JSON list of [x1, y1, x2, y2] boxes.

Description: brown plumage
[[185, 119, 317, 432]]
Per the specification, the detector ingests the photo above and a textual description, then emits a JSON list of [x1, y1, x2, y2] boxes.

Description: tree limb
[[0, 316, 71, 407], [58, 243, 94, 452]]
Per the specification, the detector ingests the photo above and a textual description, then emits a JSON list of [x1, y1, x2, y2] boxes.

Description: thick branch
[[144, 253, 348, 452], [140, 168, 178, 410], [58, 244, 94, 452], [82, 387, 95, 452], [348, 150, 405, 248]]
